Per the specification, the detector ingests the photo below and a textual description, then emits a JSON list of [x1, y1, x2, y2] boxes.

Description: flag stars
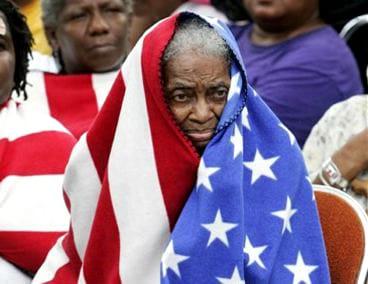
[[244, 236, 268, 269], [271, 196, 298, 234], [230, 124, 242, 159], [243, 149, 279, 185], [196, 160, 220, 192], [284, 251, 318, 284], [242, 107, 251, 131], [201, 210, 238, 247], [161, 241, 189, 279], [228, 72, 242, 100], [217, 267, 245, 284]]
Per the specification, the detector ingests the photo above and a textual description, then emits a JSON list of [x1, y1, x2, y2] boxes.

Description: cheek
[[0, 56, 15, 100], [213, 102, 226, 118], [169, 105, 191, 124], [111, 16, 130, 41]]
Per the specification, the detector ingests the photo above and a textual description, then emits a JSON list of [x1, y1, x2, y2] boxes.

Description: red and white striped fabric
[[33, 14, 201, 283], [0, 99, 76, 275], [20, 70, 118, 139]]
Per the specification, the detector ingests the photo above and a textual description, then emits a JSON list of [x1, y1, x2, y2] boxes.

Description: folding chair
[[314, 185, 368, 284]]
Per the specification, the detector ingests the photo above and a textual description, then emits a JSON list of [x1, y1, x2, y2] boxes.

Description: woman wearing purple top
[[213, 0, 363, 147]]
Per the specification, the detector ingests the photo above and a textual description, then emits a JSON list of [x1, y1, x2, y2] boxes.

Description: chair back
[[340, 15, 368, 92], [314, 185, 368, 284]]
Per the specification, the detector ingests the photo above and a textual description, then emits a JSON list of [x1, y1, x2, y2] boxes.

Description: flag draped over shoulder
[[33, 13, 330, 284], [20, 71, 118, 139], [0, 100, 75, 275]]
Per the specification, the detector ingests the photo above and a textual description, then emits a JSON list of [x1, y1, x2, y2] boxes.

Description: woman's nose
[[191, 99, 213, 123]]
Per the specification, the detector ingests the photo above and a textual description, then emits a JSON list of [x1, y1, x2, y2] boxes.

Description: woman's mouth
[[185, 129, 214, 142]]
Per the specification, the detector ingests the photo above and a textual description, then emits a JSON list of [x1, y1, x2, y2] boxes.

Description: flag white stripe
[[19, 71, 51, 115], [92, 71, 119, 109], [32, 236, 69, 284], [63, 135, 102, 260], [109, 42, 171, 284], [0, 175, 69, 231], [0, 101, 67, 141]]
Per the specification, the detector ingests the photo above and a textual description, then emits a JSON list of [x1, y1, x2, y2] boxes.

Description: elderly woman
[[20, 0, 133, 138], [33, 13, 329, 283], [0, 0, 75, 281], [212, 0, 363, 147]]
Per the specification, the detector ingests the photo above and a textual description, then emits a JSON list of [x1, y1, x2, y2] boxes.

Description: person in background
[[33, 13, 329, 283], [303, 95, 368, 212], [214, 0, 363, 147], [18, 0, 133, 139], [0, 0, 75, 281]]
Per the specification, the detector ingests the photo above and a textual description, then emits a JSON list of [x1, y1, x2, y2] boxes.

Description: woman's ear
[[44, 26, 59, 56]]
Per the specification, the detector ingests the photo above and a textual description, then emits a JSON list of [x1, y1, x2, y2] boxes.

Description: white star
[[196, 160, 220, 192], [201, 210, 238, 247], [230, 124, 242, 159], [243, 149, 279, 185], [161, 241, 189, 278], [284, 251, 318, 284], [244, 236, 267, 269], [217, 267, 245, 284], [279, 123, 296, 145], [271, 196, 298, 234], [242, 107, 251, 131], [228, 72, 241, 100]]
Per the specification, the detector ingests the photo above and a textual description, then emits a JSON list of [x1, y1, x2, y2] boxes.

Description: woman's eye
[[104, 7, 124, 13], [69, 12, 87, 21], [212, 88, 228, 100], [172, 94, 190, 103]]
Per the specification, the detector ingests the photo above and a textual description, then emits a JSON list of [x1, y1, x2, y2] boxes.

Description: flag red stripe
[[44, 231, 82, 283], [83, 174, 121, 284], [142, 15, 200, 229], [0, 231, 65, 274], [86, 73, 125, 182], [44, 73, 99, 139], [0, 132, 75, 180]]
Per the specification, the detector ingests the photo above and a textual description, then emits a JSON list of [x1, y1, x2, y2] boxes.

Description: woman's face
[[243, 0, 319, 31], [0, 12, 15, 104], [164, 51, 230, 153], [47, 0, 131, 74]]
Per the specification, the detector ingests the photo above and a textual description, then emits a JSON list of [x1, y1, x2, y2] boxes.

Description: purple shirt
[[231, 24, 363, 147]]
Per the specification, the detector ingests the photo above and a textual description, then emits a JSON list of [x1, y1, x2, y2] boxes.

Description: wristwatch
[[319, 158, 349, 190]]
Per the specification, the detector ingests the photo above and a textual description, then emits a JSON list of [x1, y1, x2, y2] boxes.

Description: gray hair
[[163, 16, 231, 66], [41, 0, 133, 28]]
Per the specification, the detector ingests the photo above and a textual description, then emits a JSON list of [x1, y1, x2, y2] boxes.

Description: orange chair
[[314, 185, 368, 284]]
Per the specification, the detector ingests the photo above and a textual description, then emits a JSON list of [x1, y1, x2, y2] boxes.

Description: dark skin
[[45, 0, 131, 74], [164, 51, 230, 153], [243, 0, 324, 45], [0, 12, 15, 104]]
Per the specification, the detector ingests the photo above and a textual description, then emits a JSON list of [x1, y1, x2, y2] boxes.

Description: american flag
[[0, 100, 75, 277], [33, 13, 330, 283], [16, 70, 118, 139]]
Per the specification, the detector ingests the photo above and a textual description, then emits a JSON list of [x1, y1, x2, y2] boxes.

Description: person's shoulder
[[287, 26, 354, 64], [324, 95, 368, 117]]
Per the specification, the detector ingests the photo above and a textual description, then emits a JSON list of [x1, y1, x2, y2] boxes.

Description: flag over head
[[33, 12, 330, 284]]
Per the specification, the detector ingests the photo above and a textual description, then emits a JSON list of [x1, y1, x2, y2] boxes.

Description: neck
[[251, 16, 324, 46]]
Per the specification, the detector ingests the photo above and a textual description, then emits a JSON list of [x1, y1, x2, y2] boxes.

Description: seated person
[[303, 95, 368, 212], [33, 13, 329, 283], [18, 0, 133, 138], [216, 0, 363, 147], [0, 0, 75, 279]]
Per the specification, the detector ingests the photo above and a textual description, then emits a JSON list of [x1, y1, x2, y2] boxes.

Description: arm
[[314, 129, 368, 195]]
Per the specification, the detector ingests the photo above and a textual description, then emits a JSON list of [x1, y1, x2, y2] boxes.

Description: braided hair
[[0, 0, 33, 99]]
